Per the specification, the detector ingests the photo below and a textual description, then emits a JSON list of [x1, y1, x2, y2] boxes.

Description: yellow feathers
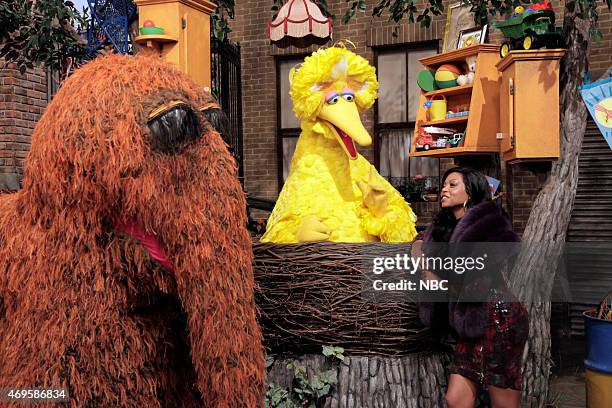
[[289, 47, 378, 120], [261, 47, 417, 244]]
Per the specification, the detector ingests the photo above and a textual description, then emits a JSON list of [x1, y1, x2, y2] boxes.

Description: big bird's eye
[[325, 92, 340, 105], [147, 102, 201, 154], [342, 92, 355, 102]]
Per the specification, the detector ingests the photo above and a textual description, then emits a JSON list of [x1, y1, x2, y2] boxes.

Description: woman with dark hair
[[414, 167, 528, 408]]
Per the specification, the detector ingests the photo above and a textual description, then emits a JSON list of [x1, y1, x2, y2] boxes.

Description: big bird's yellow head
[[289, 46, 378, 159]]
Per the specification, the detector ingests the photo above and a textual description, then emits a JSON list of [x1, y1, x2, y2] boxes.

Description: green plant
[[407, 174, 426, 193], [0, 0, 87, 74], [211, 0, 234, 41], [265, 346, 345, 408]]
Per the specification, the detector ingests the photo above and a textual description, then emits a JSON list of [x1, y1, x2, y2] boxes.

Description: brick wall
[[589, 3, 612, 74], [504, 163, 549, 234], [0, 61, 48, 191]]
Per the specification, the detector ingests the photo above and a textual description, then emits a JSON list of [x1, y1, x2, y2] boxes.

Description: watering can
[[427, 95, 447, 122]]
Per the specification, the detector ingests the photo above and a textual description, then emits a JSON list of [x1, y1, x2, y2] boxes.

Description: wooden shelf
[[421, 116, 468, 127], [135, 34, 178, 45], [425, 84, 473, 98], [410, 44, 502, 158], [419, 44, 499, 66], [496, 49, 566, 71], [410, 145, 500, 157]]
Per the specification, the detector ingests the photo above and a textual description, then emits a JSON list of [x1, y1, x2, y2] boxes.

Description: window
[[375, 44, 440, 197], [276, 56, 306, 188]]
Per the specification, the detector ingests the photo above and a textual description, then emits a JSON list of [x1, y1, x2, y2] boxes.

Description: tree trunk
[[513, 1, 592, 406], [267, 353, 450, 408]]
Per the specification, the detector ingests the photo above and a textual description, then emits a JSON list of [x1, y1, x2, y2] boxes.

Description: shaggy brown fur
[[0, 54, 265, 407]]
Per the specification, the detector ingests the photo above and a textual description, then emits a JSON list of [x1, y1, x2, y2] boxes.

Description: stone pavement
[[549, 371, 586, 408], [550, 334, 587, 408]]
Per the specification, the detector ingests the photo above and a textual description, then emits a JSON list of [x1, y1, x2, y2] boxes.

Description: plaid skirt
[[449, 298, 529, 390]]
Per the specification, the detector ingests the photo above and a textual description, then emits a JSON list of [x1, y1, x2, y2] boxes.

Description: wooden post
[[134, 0, 216, 87]]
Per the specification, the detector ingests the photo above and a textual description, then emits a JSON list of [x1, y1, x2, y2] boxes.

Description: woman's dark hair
[[430, 167, 492, 242]]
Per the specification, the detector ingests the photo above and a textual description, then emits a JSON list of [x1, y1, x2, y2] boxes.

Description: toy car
[[448, 132, 465, 147], [492, 0, 562, 58], [416, 129, 450, 151]]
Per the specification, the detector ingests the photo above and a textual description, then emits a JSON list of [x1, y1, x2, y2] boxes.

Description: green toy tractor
[[492, 7, 563, 58]]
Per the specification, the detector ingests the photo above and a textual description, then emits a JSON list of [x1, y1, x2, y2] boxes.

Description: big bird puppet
[[261, 47, 417, 243], [0, 55, 264, 407]]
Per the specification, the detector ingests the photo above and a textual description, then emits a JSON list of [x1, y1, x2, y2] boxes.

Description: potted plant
[[407, 174, 427, 201]]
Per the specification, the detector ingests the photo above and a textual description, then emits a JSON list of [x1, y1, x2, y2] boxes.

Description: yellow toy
[[261, 46, 417, 243]]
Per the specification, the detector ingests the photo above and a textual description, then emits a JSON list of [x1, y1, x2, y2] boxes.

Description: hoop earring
[[463, 200, 469, 210]]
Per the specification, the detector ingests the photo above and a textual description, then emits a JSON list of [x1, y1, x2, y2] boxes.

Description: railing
[[211, 38, 244, 180], [86, 0, 137, 55], [384, 176, 439, 202]]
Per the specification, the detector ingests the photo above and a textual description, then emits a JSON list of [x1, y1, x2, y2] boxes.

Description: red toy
[[530, 0, 553, 11], [415, 128, 451, 151]]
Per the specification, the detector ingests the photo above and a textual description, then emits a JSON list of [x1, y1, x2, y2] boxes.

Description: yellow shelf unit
[[134, 34, 179, 50], [410, 44, 502, 158], [135, 34, 179, 44], [420, 116, 469, 127], [424, 84, 473, 98], [134, 0, 216, 87], [496, 49, 565, 162]]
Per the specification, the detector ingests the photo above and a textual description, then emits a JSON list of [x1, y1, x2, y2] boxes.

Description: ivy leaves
[[342, 1, 367, 24], [265, 346, 345, 408], [212, 0, 234, 40], [0, 0, 86, 73]]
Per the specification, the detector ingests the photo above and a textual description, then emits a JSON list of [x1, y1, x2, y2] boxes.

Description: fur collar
[[449, 201, 519, 243]]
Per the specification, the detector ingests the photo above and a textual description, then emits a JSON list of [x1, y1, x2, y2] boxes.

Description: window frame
[[373, 41, 441, 189], [275, 54, 309, 190]]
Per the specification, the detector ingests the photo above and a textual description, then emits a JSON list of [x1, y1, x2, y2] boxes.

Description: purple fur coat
[[419, 201, 520, 339]]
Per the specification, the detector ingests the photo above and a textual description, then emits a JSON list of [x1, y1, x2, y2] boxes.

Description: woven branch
[[253, 241, 433, 356]]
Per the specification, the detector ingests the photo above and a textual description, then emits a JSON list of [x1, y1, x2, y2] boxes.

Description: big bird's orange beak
[[318, 98, 372, 160]]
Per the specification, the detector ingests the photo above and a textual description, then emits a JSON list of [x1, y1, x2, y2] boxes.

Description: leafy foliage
[[342, 0, 368, 24], [265, 346, 345, 408], [212, 0, 235, 41], [321, 345, 345, 360], [0, 0, 86, 73]]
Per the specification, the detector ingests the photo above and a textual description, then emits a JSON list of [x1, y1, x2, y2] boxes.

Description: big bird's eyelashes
[[324, 89, 355, 105], [147, 102, 201, 154]]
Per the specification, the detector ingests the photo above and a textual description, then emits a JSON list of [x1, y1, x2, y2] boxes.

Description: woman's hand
[[412, 240, 440, 281], [411, 239, 423, 259]]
